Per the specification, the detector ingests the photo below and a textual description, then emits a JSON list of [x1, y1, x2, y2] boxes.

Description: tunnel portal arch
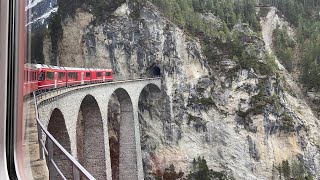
[[148, 64, 162, 77], [153, 66, 161, 76]]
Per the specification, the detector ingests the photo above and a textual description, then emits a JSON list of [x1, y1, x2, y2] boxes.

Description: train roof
[[24, 63, 39, 70], [25, 64, 112, 71], [29, 64, 66, 70]]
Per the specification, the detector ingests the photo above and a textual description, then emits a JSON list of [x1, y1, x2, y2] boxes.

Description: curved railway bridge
[[23, 78, 162, 180]]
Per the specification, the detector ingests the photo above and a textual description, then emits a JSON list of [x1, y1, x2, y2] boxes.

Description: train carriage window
[[38, 71, 45, 81], [30, 72, 34, 81], [106, 72, 111, 76], [96, 72, 102, 77], [24, 70, 27, 82], [58, 72, 65, 79], [47, 72, 54, 80], [68, 72, 78, 79], [33, 72, 37, 81], [30, 72, 33, 81], [86, 72, 91, 78]]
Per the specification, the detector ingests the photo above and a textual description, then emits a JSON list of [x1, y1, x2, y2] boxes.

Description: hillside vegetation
[[150, 0, 260, 31], [262, 0, 320, 91], [152, 0, 320, 91], [149, 0, 279, 76]]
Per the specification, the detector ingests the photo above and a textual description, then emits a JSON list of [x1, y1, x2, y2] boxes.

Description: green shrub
[[272, 26, 294, 72], [258, 7, 270, 18], [154, 164, 184, 180], [188, 96, 216, 107], [280, 112, 295, 133], [188, 156, 235, 180], [276, 159, 315, 180], [188, 115, 207, 132]]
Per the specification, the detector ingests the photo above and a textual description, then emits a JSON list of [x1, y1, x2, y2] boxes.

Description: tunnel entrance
[[47, 108, 72, 179], [153, 66, 161, 76], [148, 64, 161, 77]]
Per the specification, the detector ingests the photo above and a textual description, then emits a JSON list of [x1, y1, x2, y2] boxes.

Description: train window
[[47, 72, 54, 80], [30, 72, 34, 81], [24, 71, 27, 82], [29, 72, 33, 81], [38, 71, 45, 81], [33, 72, 37, 81], [106, 72, 111, 76], [58, 72, 65, 79], [96, 72, 102, 77], [86, 72, 91, 77], [68, 72, 78, 79]]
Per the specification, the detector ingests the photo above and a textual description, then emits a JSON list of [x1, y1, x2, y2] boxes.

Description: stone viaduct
[[36, 78, 161, 180]]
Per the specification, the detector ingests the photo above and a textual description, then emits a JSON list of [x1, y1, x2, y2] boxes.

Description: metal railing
[[33, 92, 95, 180]]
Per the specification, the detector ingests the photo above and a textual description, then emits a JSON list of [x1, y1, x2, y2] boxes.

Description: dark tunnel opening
[[153, 66, 161, 76]]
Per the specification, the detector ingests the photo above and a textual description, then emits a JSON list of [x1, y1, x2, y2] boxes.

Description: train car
[[65, 67, 94, 86], [34, 64, 67, 90], [82, 69, 92, 84], [105, 69, 113, 82], [23, 64, 39, 96], [89, 68, 114, 83], [90, 69, 105, 83], [65, 67, 81, 86], [23, 64, 114, 94]]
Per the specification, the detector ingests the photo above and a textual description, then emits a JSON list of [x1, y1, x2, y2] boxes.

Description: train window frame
[[86, 72, 90, 78], [33, 72, 37, 81], [58, 72, 65, 80], [1, 0, 11, 177], [24, 70, 27, 82], [68, 72, 77, 79], [3, 0, 25, 178], [46, 72, 54, 80], [96, 72, 102, 77], [38, 71, 45, 81], [106, 72, 111, 76]]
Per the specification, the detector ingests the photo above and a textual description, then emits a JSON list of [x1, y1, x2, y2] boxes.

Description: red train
[[24, 64, 113, 96]]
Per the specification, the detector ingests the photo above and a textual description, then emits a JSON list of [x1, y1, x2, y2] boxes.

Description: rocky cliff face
[[41, 1, 320, 179]]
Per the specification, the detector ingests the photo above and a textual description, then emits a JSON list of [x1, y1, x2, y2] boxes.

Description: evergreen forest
[[150, 0, 320, 92]]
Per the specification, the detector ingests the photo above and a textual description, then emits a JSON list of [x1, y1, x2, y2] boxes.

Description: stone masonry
[[36, 78, 161, 180]]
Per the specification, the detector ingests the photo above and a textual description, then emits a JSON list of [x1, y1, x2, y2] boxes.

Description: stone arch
[[47, 108, 72, 179], [139, 83, 161, 101], [107, 88, 136, 180], [76, 94, 106, 179], [138, 83, 163, 178]]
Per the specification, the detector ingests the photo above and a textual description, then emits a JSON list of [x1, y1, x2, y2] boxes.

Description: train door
[[54, 72, 58, 88], [81, 72, 84, 84]]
